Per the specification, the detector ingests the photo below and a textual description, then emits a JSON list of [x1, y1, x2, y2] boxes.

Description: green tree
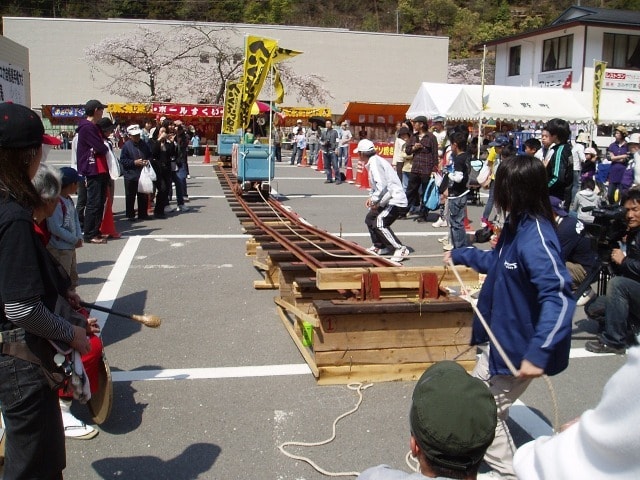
[[448, 8, 481, 58]]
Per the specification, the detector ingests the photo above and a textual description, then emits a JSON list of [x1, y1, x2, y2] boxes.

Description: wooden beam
[[315, 266, 479, 290]]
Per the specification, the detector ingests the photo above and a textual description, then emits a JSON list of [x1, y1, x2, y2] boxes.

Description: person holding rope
[[0, 102, 92, 479], [445, 155, 575, 480]]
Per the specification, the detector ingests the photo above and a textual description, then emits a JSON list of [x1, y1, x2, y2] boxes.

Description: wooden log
[[315, 360, 477, 385]]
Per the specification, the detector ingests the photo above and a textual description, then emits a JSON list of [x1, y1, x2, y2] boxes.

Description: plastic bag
[[138, 164, 156, 194]]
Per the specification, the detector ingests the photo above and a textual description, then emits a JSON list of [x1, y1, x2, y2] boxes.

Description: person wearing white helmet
[[356, 139, 410, 263]]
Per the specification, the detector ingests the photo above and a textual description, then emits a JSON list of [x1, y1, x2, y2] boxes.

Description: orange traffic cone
[[100, 186, 121, 239], [316, 150, 324, 171], [359, 161, 370, 190], [203, 144, 211, 164], [345, 155, 355, 183]]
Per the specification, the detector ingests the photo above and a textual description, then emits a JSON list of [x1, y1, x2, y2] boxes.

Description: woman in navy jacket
[[446, 155, 575, 480]]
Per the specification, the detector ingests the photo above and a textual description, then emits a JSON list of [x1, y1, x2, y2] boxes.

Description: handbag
[[423, 176, 440, 211], [138, 164, 157, 194], [106, 148, 121, 180]]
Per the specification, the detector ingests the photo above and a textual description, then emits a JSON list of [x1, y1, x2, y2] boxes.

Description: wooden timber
[[274, 265, 478, 384]]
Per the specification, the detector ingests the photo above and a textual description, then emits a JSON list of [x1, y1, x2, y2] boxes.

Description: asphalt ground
[[40, 149, 628, 480]]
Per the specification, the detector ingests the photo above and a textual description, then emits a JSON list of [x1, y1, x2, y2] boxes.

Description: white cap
[[353, 139, 375, 154], [127, 124, 142, 136], [628, 132, 640, 145]]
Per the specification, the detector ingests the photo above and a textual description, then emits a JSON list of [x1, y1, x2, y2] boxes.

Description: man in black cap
[[76, 99, 110, 244], [357, 361, 497, 479]]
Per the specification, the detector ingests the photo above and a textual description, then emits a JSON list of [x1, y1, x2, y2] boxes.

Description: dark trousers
[[365, 204, 404, 250], [0, 355, 65, 480], [154, 171, 171, 217], [124, 178, 149, 219], [83, 173, 109, 241], [591, 276, 640, 348], [406, 172, 430, 211]]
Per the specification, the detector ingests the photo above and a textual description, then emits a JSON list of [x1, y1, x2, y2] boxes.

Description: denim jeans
[[0, 354, 65, 479], [600, 275, 640, 348], [171, 170, 185, 206], [338, 146, 349, 168], [482, 180, 496, 220], [308, 143, 319, 166], [448, 194, 468, 248], [324, 150, 340, 182]]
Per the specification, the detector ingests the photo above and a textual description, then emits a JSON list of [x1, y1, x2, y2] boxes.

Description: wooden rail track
[[215, 165, 479, 384]]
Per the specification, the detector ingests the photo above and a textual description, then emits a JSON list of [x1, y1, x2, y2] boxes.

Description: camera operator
[[585, 187, 640, 354]]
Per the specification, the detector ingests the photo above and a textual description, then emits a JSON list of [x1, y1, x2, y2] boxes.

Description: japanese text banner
[[240, 36, 278, 129]]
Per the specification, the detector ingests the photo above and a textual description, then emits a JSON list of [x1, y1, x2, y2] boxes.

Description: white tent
[[585, 89, 640, 127], [406, 83, 481, 121], [407, 82, 593, 124], [481, 85, 592, 124]]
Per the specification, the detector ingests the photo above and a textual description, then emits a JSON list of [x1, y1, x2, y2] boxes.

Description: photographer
[[585, 187, 640, 354]]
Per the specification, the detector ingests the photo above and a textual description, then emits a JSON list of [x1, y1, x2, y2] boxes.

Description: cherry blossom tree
[[84, 24, 331, 105]]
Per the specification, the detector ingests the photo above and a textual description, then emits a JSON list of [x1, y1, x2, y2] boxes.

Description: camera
[[583, 205, 627, 261]]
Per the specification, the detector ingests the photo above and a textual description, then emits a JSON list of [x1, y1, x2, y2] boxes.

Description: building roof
[[482, 6, 640, 48], [551, 6, 640, 28]]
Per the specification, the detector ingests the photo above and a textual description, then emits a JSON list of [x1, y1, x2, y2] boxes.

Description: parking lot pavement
[[41, 151, 627, 479]]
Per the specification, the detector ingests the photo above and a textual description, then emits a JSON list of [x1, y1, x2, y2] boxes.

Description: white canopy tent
[[576, 89, 640, 127], [406, 83, 480, 121], [407, 82, 593, 125]]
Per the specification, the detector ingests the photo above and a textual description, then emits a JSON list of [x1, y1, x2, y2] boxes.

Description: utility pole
[[396, 9, 399, 34]]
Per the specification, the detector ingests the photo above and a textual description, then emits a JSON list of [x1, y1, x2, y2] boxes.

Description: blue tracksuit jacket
[[451, 214, 575, 377]]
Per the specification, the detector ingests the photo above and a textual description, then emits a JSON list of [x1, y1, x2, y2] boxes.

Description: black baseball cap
[[84, 99, 107, 115], [0, 102, 61, 148]]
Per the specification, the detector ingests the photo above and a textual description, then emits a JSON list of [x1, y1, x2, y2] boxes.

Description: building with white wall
[[0, 35, 30, 105], [2, 17, 448, 115], [485, 6, 640, 128]]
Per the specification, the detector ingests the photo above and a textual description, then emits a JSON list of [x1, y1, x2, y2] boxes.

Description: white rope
[[255, 185, 444, 261], [278, 382, 373, 477], [447, 259, 561, 433], [447, 259, 518, 376]]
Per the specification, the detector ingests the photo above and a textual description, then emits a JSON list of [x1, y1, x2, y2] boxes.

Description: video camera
[[583, 204, 627, 261]]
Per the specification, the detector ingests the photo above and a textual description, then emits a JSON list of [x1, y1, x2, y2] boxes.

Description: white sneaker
[[176, 205, 190, 212], [576, 288, 595, 306], [442, 243, 453, 251], [390, 246, 410, 262], [366, 246, 390, 255], [432, 217, 448, 228], [60, 399, 98, 440], [437, 236, 450, 244]]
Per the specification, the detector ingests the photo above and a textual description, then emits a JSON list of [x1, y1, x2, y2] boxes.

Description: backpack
[[467, 158, 484, 188]]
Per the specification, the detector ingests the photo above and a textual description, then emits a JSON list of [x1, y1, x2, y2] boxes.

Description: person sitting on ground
[[358, 139, 410, 263], [357, 361, 497, 480], [549, 196, 598, 306], [585, 187, 640, 354]]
